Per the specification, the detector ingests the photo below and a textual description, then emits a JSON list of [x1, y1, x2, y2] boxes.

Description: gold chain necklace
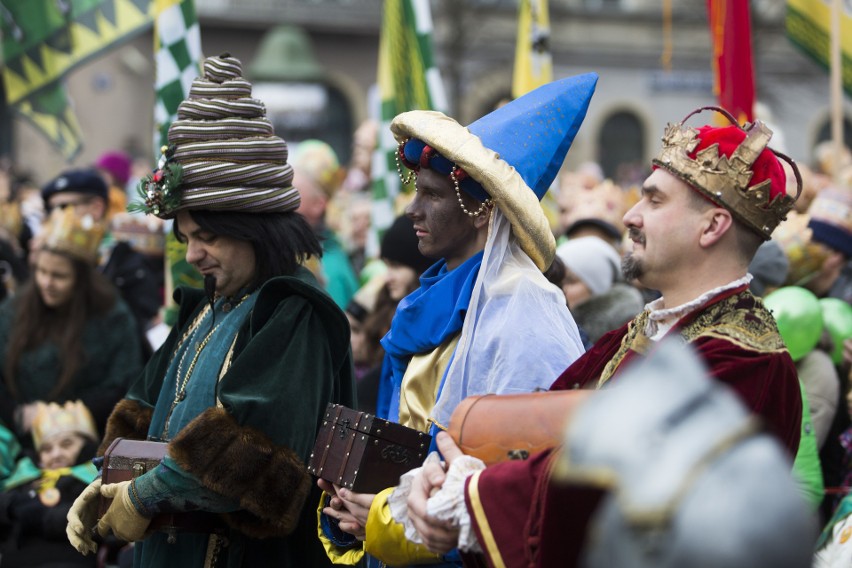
[[162, 293, 250, 438], [173, 319, 223, 403]]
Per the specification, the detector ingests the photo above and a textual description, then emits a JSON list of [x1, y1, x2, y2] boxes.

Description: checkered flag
[[153, 0, 202, 153], [369, 0, 447, 251], [152, 0, 204, 323]]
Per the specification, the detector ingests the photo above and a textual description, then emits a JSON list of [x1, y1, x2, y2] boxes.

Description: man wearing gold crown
[[394, 108, 805, 568], [65, 54, 356, 567]]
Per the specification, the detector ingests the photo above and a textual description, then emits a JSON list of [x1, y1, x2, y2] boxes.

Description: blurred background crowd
[[0, 0, 851, 564]]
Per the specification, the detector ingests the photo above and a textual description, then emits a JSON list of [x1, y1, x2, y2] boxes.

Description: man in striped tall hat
[[66, 53, 356, 567]]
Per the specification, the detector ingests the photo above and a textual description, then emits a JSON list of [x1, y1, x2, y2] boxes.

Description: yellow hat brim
[[391, 110, 555, 271]]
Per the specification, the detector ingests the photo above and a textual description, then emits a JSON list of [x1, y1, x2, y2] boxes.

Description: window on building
[[598, 110, 645, 186], [815, 118, 852, 153]]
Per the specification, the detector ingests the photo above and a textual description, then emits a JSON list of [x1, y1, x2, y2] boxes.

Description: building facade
[[5, 0, 850, 187]]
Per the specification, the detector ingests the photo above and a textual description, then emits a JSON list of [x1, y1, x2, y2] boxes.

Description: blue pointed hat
[[392, 72, 598, 270]]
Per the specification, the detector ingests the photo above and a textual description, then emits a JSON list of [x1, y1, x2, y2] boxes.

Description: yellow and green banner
[[0, 0, 154, 159], [786, 0, 852, 97], [370, 0, 447, 240]]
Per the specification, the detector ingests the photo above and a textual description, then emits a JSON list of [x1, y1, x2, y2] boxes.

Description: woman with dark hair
[[0, 208, 142, 450]]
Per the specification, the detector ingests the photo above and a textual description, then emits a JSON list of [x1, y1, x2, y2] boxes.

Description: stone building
[[3, 0, 850, 186]]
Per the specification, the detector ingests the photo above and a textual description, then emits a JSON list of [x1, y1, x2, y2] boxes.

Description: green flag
[[370, 0, 447, 242], [152, 0, 203, 325], [0, 0, 153, 159]]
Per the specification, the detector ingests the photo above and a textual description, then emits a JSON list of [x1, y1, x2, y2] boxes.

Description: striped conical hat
[[137, 54, 299, 218]]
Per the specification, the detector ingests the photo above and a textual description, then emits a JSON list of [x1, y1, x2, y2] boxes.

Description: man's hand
[[96, 481, 152, 542], [407, 432, 463, 554], [318, 478, 376, 540], [66, 477, 102, 555]]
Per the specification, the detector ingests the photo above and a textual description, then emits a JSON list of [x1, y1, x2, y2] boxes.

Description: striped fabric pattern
[[370, 0, 447, 246], [163, 54, 300, 216]]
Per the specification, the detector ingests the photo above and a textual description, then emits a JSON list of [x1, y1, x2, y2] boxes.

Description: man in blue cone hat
[[317, 73, 598, 566]]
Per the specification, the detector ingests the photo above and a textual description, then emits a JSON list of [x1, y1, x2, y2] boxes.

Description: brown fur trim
[[97, 399, 154, 456], [168, 407, 311, 539]]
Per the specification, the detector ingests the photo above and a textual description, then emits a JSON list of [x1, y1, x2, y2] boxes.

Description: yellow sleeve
[[316, 492, 365, 565], [363, 487, 442, 566]]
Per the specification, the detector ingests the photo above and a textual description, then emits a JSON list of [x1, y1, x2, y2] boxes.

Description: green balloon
[[820, 298, 852, 365], [763, 287, 824, 362]]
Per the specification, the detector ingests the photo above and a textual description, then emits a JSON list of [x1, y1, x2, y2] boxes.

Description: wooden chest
[[99, 438, 166, 519], [99, 438, 226, 539], [307, 403, 431, 494]]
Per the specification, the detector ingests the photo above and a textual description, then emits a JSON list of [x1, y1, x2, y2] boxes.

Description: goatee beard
[[622, 253, 643, 282], [204, 274, 217, 304]]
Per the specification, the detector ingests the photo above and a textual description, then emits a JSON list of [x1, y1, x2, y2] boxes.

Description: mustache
[[627, 227, 646, 245]]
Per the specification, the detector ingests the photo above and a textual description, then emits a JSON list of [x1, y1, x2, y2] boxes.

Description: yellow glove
[[66, 477, 102, 555], [96, 480, 152, 542]]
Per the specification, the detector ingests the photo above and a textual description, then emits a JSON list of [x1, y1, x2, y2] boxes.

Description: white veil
[[430, 208, 586, 429]]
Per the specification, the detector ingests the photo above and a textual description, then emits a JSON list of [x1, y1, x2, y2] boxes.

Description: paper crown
[[41, 207, 106, 263], [110, 213, 166, 257], [807, 188, 852, 257], [31, 400, 98, 451], [773, 212, 830, 286], [131, 54, 299, 218], [0, 201, 22, 237], [653, 106, 801, 239], [392, 73, 598, 270], [291, 139, 343, 197]]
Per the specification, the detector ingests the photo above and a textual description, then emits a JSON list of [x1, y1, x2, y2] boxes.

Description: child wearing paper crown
[[0, 401, 99, 567]]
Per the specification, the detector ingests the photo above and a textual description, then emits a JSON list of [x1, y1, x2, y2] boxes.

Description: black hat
[[380, 215, 433, 275], [565, 217, 623, 242], [41, 168, 108, 208]]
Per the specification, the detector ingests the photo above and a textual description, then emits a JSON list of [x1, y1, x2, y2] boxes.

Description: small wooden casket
[[308, 403, 431, 494], [99, 438, 226, 539], [99, 438, 166, 518]]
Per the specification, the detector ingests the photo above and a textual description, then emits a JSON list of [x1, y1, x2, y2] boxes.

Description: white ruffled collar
[[644, 274, 753, 340]]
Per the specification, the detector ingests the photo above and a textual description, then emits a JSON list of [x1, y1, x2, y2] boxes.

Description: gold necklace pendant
[[40, 487, 61, 507]]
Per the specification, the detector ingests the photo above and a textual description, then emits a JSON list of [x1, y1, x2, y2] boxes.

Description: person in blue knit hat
[[317, 73, 598, 567]]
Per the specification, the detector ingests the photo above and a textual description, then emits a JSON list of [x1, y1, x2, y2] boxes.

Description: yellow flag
[[513, 0, 559, 231], [512, 0, 553, 99]]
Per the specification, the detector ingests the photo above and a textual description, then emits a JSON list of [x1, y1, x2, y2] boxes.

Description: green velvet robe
[[103, 267, 356, 567]]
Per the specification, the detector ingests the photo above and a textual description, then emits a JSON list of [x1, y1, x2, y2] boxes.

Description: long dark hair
[[4, 250, 116, 399], [174, 210, 323, 284]]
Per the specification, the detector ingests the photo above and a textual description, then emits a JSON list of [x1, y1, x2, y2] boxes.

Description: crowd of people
[[0, 50, 849, 567]]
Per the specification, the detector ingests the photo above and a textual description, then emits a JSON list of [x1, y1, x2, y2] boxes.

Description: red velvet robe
[[464, 286, 801, 568]]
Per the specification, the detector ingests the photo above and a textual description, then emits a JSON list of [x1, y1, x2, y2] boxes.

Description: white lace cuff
[[387, 452, 486, 553]]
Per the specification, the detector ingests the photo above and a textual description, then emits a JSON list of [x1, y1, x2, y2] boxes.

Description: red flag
[[707, 0, 755, 124]]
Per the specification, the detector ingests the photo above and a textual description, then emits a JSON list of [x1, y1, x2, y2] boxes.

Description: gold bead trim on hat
[[395, 140, 416, 186], [449, 168, 491, 217], [395, 139, 492, 218]]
